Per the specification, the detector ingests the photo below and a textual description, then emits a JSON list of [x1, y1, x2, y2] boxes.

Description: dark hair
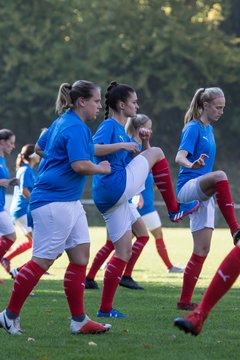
[[184, 87, 224, 124], [104, 81, 135, 119], [16, 144, 35, 170], [0, 129, 14, 141], [55, 80, 100, 115]]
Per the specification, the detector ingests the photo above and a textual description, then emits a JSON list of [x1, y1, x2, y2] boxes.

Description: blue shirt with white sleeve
[[176, 120, 216, 193], [10, 164, 36, 219], [0, 156, 9, 212]]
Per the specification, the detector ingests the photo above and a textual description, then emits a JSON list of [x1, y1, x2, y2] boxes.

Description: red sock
[[100, 256, 127, 313], [7, 260, 45, 315], [0, 237, 14, 261], [152, 158, 178, 213], [215, 180, 239, 234], [123, 236, 149, 277], [5, 241, 32, 261], [179, 253, 206, 303], [87, 240, 114, 279], [64, 263, 86, 317], [155, 238, 173, 269], [198, 245, 240, 316]]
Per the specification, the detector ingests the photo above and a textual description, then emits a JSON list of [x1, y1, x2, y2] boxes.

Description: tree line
[[1, 0, 240, 197]]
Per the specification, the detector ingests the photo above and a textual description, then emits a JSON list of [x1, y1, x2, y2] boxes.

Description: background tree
[[0, 0, 239, 200]]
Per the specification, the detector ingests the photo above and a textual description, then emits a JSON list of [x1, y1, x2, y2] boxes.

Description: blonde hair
[[184, 87, 224, 124], [125, 114, 150, 137], [55, 80, 100, 115]]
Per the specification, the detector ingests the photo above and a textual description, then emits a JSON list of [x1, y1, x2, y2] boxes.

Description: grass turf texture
[[0, 227, 239, 360]]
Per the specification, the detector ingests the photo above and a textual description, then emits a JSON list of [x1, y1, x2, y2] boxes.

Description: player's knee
[[214, 170, 227, 182]]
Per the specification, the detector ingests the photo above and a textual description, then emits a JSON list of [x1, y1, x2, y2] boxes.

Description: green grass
[[0, 227, 239, 360]]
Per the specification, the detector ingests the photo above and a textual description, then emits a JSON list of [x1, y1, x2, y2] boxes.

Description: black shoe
[[233, 229, 240, 245], [85, 278, 99, 289], [119, 276, 144, 290]]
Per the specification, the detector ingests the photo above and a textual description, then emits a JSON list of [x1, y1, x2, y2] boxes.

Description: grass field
[[0, 227, 239, 360]]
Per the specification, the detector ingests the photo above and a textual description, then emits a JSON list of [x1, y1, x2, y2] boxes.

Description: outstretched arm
[[175, 150, 208, 169], [94, 142, 139, 156]]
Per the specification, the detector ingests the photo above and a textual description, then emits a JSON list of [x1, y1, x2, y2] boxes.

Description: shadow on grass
[[0, 279, 240, 360]]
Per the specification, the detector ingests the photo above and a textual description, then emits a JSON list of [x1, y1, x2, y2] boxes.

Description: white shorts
[[177, 177, 210, 203], [189, 197, 215, 232], [14, 215, 32, 235], [0, 210, 15, 236], [141, 210, 162, 231], [31, 201, 90, 259], [103, 155, 149, 242], [177, 176, 215, 232]]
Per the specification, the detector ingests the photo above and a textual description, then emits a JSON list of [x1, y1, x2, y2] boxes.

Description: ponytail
[[184, 87, 224, 124]]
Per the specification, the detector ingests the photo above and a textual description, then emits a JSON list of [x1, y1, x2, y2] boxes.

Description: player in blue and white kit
[[0, 80, 112, 335], [125, 114, 184, 274], [174, 87, 240, 311], [0, 129, 19, 282], [1, 144, 40, 276], [92, 81, 199, 318]]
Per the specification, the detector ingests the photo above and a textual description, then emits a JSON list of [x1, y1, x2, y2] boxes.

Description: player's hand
[[191, 154, 209, 169], [9, 178, 20, 186], [122, 142, 139, 153], [139, 128, 152, 141], [98, 161, 111, 174]]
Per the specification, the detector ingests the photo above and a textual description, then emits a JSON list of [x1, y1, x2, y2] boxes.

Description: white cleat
[[0, 310, 23, 335]]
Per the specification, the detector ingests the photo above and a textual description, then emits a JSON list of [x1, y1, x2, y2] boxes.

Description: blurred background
[[1, 0, 240, 226]]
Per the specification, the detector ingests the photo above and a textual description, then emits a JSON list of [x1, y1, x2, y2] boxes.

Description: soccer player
[[0, 80, 112, 335], [174, 87, 240, 311], [174, 241, 240, 335], [126, 114, 184, 274], [92, 81, 199, 318], [86, 212, 149, 290], [0, 129, 19, 282], [1, 144, 40, 275]]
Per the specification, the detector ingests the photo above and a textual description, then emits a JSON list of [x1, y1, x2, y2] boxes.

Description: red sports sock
[[7, 260, 45, 315], [179, 253, 206, 303], [155, 238, 173, 269], [215, 180, 239, 234], [5, 240, 32, 261], [0, 236, 14, 261], [123, 236, 149, 277], [152, 158, 178, 213], [87, 240, 114, 279], [64, 263, 86, 317], [100, 256, 127, 313], [198, 245, 240, 316]]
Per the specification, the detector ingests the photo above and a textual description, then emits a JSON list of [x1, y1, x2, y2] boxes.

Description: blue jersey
[[0, 156, 9, 212], [30, 110, 95, 210], [92, 117, 134, 213], [138, 173, 155, 216], [10, 164, 36, 219], [176, 120, 216, 193]]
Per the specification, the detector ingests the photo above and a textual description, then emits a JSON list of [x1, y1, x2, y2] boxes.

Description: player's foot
[[10, 268, 19, 279], [97, 308, 126, 318], [168, 266, 184, 273], [85, 278, 99, 289], [0, 309, 23, 335], [70, 315, 111, 334], [0, 279, 4, 284], [233, 228, 240, 245], [177, 302, 198, 311], [174, 309, 207, 336], [1, 258, 11, 273], [169, 200, 200, 223], [119, 276, 144, 290]]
